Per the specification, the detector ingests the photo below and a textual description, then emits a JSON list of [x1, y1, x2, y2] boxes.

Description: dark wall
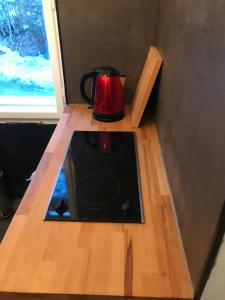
[[155, 0, 225, 290], [56, 0, 158, 103]]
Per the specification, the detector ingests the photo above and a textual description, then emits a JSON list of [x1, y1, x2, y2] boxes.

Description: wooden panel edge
[[131, 47, 163, 128], [154, 126, 194, 297], [0, 292, 193, 300]]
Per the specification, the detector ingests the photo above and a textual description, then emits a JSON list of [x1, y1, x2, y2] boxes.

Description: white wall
[[201, 235, 225, 300]]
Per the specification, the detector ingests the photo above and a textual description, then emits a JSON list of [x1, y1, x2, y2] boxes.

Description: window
[[0, 0, 65, 120]]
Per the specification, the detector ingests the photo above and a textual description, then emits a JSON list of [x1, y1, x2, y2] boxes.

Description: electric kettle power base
[[93, 111, 124, 122]]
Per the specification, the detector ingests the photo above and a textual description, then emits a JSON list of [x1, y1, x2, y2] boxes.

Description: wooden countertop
[[0, 105, 193, 299]]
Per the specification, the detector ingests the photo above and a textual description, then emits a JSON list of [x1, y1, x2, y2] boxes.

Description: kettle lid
[[91, 66, 120, 77]]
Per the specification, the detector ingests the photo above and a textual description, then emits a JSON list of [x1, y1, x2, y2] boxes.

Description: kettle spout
[[120, 76, 126, 87]]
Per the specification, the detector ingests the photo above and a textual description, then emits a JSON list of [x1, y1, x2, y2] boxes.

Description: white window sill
[[0, 96, 57, 112], [0, 95, 62, 121]]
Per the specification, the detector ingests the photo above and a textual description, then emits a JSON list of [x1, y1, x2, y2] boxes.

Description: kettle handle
[[80, 71, 98, 105]]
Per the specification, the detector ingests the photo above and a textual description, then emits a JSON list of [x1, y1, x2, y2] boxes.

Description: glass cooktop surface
[[44, 131, 143, 223]]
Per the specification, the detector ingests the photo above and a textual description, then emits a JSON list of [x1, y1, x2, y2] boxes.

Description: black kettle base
[[93, 111, 124, 122]]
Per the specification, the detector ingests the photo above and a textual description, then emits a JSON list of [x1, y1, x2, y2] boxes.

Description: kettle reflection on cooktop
[[44, 131, 144, 223]]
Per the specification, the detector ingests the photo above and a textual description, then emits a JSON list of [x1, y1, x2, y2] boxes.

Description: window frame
[[0, 0, 65, 122]]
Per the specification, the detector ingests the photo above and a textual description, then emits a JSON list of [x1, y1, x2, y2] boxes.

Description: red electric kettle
[[80, 67, 125, 122]]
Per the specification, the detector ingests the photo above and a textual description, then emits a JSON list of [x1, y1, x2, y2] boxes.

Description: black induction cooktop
[[44, 131, 144, 223]]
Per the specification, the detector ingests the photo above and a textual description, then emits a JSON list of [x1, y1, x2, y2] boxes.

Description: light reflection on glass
[[52, 168, 68, 199], [49, 210, 70, 217]]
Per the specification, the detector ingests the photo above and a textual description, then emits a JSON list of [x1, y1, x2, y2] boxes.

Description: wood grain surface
[[0, 105, 193, 299], [132, 47, 162, 128]]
